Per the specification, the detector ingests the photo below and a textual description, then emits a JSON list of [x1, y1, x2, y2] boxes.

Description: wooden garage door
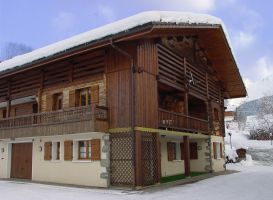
[[11, 143, 33, 179]]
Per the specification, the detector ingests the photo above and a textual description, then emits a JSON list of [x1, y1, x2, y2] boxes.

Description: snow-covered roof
[[0, 11, 224, 74]]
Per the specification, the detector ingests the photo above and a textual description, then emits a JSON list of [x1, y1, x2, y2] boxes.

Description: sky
[[0, 0, 273, 103]]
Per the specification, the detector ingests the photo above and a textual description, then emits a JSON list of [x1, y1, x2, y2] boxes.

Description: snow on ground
[[1, 164, 273, 200], [1, 121, 273, 199]]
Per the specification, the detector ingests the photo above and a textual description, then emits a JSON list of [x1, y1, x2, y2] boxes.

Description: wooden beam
[[183, 136, 190, 177], [38, 70, 44, 113], [6, 81, 11, 118], [184, 92, 188, 129]]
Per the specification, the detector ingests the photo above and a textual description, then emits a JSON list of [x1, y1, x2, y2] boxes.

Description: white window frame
[[174, 142, 181, 161], [72, 139, 92, 162], [51, 141, 61, 161]]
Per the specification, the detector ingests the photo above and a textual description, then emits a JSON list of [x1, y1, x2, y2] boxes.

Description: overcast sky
[[0, 0, 272, 101]]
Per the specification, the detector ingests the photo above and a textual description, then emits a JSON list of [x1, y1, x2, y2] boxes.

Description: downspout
[[110, 39, 136, 186]]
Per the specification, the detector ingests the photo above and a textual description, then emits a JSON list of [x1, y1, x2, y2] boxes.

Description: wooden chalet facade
[[0, 11, 246, 188]]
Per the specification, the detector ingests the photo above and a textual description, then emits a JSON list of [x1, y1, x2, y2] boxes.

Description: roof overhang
[[132, 23, 247, 99], [0, 21, 246, 99]]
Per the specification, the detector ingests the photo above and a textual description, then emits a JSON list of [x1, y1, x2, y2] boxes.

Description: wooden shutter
[[44, 142, 52, 160], [64, 140, 73, 161], [91, 85, 99, 104], [167, 142, 175, 161], [69, 90, 76, 107], [46, 94, 53, 111], [213, 142, 217, 159], [91, 139, 101, 160], [180, 142, 184, 160], [190, 142, 198, 160]]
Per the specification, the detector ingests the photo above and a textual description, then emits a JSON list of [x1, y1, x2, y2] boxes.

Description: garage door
[[11, 143, 33, 179]]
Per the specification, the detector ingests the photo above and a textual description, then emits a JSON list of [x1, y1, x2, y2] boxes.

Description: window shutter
[[167, 142, 175, 161], [91, 139, 101, 160], [220, 143, 223, 158], [64, 140, 73, 161], [190, 142, 198, 159], [213, 142, 217, 159], [91, 85, 99, 104], [44, 142, 52, 160], [46, 94, 53, 111], [69, 90, 76, 107], [180, 142, 184, 160]]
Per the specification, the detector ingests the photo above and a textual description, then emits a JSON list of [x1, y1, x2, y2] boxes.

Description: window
[[190, 142, 198, 159], [44, 141, 61, 161], [167, 142, 180, 161], [213, 142, 222, 159], [2, 109, 7, 118], [78, 140, 92, 160], [180, 142, 198, 160], [53, 93, 63, 110], [52, 141, 61, 160], [74, 86, 99, 107], [32, 103, 38, 114], [71, 139, 101, 161], [80, 88, 91, 106]]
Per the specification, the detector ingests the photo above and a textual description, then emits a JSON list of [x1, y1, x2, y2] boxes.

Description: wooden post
[[38, 70, 44, 113], [207, 99, 213, 135], [184, 92, 188, 128], [156, 132, 161, 183], [135, 131, 142, 187], [6, 80, 11, 118], [183, 136, 190, 177], [6, 98, 11, 118]]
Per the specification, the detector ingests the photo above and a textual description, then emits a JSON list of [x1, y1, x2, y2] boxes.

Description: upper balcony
[[0, 105, 108, 139], [158, 108, 209, 134]]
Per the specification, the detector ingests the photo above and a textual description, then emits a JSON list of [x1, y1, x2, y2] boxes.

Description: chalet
[[0, 11, 246, 188]]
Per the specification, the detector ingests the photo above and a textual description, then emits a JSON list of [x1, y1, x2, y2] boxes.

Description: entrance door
[[11, 143, 33, 179]]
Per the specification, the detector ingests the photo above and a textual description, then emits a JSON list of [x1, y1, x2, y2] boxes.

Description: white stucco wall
[[0, 132, 110, 187], [190, 139, 210, 172], [211, 135, 225, 172], [160, 138, 184, 177]]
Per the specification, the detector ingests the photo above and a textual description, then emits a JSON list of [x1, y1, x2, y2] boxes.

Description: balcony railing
[[158, 108, 209, 134], [0, 105, 108, 139]]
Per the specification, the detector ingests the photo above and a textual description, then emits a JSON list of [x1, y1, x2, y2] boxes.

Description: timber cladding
[[41, 77, 106, 112], [106, 44, 134, 129], [135, 40, 158, 128], [0, 49, 106, 103]]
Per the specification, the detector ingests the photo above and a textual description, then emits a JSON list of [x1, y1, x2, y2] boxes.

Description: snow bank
[[0, 11, 225, 73], [225, 144, 238, 162], [225, 129, 273, 150], [226, 154, 254, 171]]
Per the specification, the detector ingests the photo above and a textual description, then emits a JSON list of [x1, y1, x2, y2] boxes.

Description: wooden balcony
[[158, 108, 209, 134], [0, 105, 108, 139]]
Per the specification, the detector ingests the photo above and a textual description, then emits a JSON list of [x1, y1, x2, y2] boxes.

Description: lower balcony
[[0, 105, 108, 139], [158, 108, 209, 134]]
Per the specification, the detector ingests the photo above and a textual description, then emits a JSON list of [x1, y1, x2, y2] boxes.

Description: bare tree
[[0, 42, 32, 61]]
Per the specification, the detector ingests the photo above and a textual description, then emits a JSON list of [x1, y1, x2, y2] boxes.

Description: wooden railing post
[[184, 92, 189, 129]]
